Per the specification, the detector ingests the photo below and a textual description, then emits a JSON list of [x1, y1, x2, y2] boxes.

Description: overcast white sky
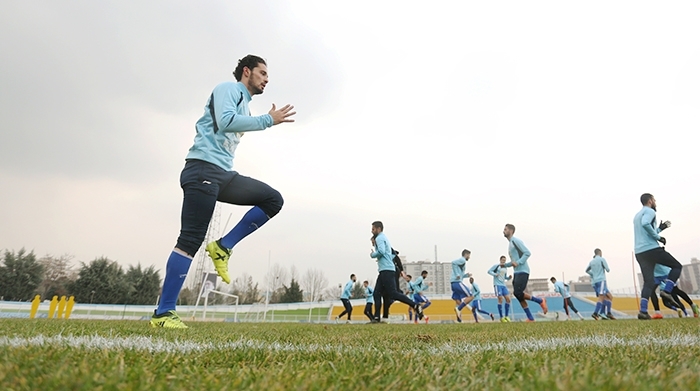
[[1, 1, 699, 294]]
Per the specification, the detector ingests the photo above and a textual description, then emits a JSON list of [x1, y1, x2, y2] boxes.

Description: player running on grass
[[586, 249, 615, 320], [469, 277, 495, 323], [451, 249, 475, 323], [503, 224, 548, 322], [633, 193, 683, 320], [370, 221, 424, 323], [362, 280, 375, 321], [488, 255, 512, 322], [550, 277, 584, 320], [654, 264, 699, 318], [336, 274, 356, 323], [151, 55, 295, 329]]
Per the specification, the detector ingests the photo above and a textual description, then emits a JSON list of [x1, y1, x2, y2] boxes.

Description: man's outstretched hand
[[269, 103, 296, 125]]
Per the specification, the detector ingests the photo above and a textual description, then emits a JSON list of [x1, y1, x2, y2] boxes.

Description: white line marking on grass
[[0, 334, 698, 354]]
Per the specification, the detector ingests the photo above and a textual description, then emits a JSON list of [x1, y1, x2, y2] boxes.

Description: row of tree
[[0, 249, 160, 305], [0, 249, 369, 305]]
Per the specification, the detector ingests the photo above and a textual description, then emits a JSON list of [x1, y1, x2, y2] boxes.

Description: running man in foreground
[[488, 255, 512, 322], [633, 193, 683, 320], [469, 277, 495, 323], [451, 249, 475, 323], [503, 224, 548, 322], [151, 55, 296, 328], [550, 277, 584, 320], [370, 221, 423, 323], [336, 274, 356, 323], [586, 249, 615, 320]]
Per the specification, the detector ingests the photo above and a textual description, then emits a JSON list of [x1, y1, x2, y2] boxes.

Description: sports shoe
[[540, 299, 548, 315], [380, 318, 390, 324], [503, 316, 511, 323], [599, 313, 609, 320], [489, 313, 495, 321], [660, 290, 681, 309], [606, 313, 616, 320], [454, 306, 462, 323], [424, 316, 429, 324], [150, 310, 188, 329], [335, 317, 339, 324], [591, 313, 600, 320], [692, 304, 699, 318], [205, 239, 231, 284], [525, 319, 535, 322], [637, 311, 651, 320], [500, 317, 507, 323], [414, 304, 424, 320], [577, 313, 585, 320], [677, 308, 684, 318], [651, 312, 664, 319]]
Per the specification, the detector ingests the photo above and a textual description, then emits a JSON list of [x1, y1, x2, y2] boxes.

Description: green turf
[[1, 318, 699, 390]]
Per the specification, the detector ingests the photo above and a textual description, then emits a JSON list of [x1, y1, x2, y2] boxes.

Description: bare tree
[[264, 263, 288, 304], [289, 264, 299, 284], [322, 283, 343, 302], [37, 254, 76, 299], [301, 268, 329, 302]]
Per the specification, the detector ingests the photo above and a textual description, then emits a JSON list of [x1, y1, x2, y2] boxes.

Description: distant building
[[637, 257, 700, 294], [568, 275, 595, 293], [526, 278, 551, 294], [403, 260, 452, 295]]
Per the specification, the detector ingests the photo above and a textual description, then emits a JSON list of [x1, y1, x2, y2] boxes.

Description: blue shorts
[[470, 300, 482, 310], [593, 281, 609, 296], [413, 294, 429, 303], [494, 285, 509, 297], [451, 281, 472, 301], [654, 274, 669, 286]]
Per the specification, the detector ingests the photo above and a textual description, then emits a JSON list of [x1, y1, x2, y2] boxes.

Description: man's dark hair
[[350, 274, 355, 279], [640, 193, 654, 206], [363, 280, 369, 284], [500, 255, 506, 260], [406, 274, 412, 279], [550, 277, 556, 282], [421, 270, 428, 275], [594, 248, 602, 256], [505, 224, 516, 232], [372, 221, 384, 231], [233, 55, 267, 81], [461, 249, 471, 257]]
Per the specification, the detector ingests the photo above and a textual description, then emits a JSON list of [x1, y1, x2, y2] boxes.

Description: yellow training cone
[[65, 296, 75, 319], [48, 296, 58, 319], [29, 295, 41, 319], [57, 296, 67, 319]]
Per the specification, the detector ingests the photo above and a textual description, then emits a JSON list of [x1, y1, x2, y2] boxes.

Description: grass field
[[1, 319, 699, 390]]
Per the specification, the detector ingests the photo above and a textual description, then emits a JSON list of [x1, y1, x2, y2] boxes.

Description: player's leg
[[364, 303, 373, 320], [512, 273, 535, 321], [653, 249, 683, 307], [563, 298, 570, 317], [386, 272, 422, 320], [207, 173, 284, 282], [421, 295, 432, 309], [337, 299, 350, 320], [373, 275, 384, 321], [636, 251, 657, 319], [153, 161, 221, 327], [496, 286, 504, 319], [503, 289, 511, 320]]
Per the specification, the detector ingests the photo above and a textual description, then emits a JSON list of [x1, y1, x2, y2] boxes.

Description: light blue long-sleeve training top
[[553, 281, 572, 299], [633, 206, 662, 254], [365, 286, 374, 304], [586, 256, 610, 283], [186, 81, 274, 170], [488, 264, 510, 286], [508, 237, 531, 274], [340, 280, 354, 299], [471, 282, 483, 301], [414, 276, 428, 293], [451, 257, 468, 282], [654, 264, 671, 278], [371, 232, 395, 272]]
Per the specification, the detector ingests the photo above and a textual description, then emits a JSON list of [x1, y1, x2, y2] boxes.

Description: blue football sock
[[594, 302, 602, 315], [640, 298, 649, 313], [473, 311, 478, 321], [530, 296, 543, 305], [683, 309, 689, 316], [156, 251, 192, 315], [604, 300, 612, 314], [498, 304, 503, 318], [457, 302, 467, 311], [524, 307, 534, 321], [220, 206, 269, 249], [408, 309, 412, 321], [505, 303, 510, 317], [663, 279, 675, 293]]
